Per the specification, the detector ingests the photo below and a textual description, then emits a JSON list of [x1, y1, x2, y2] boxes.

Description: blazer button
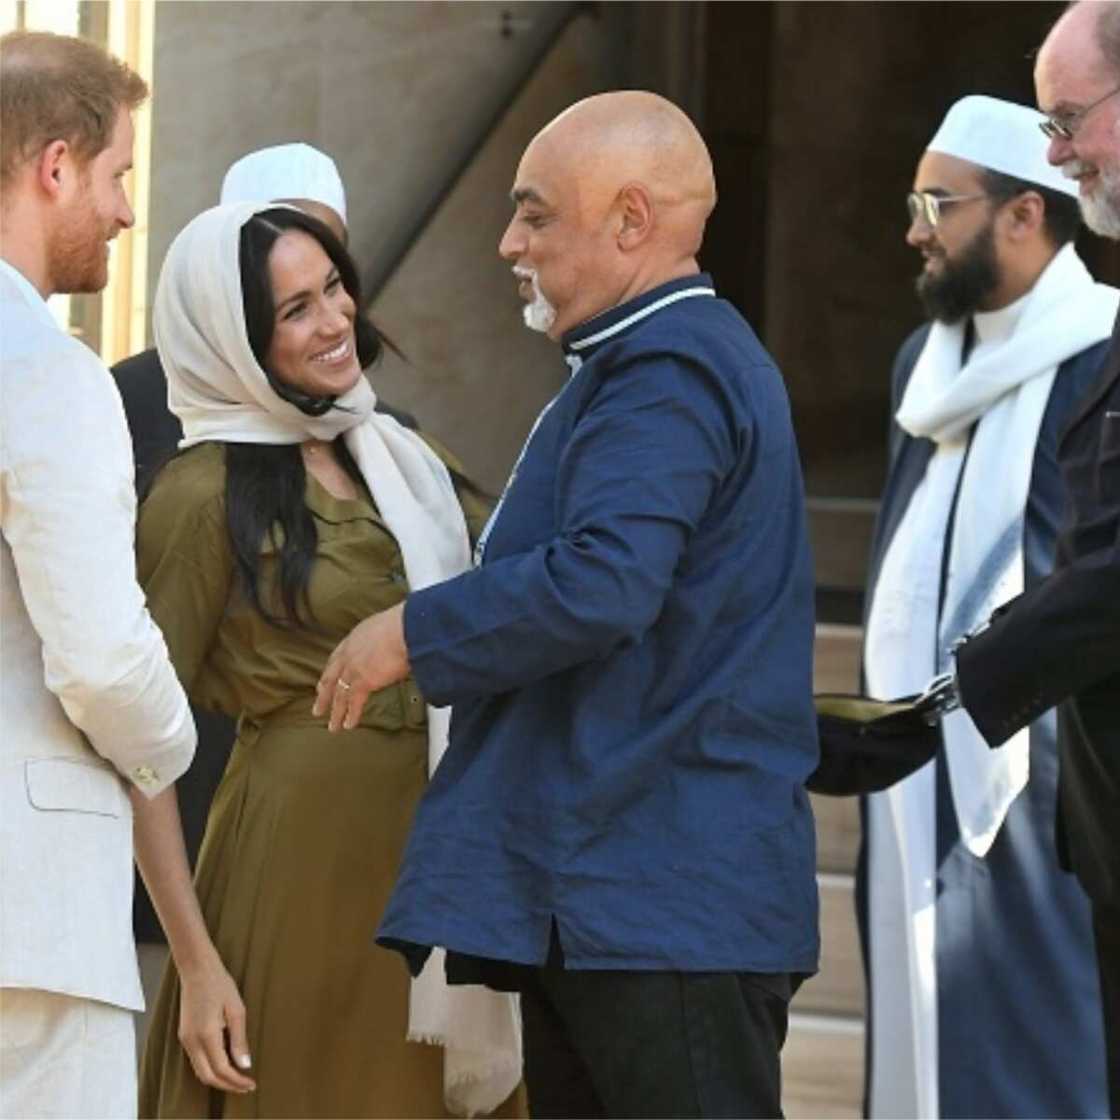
[[132, 765, 158, 785]]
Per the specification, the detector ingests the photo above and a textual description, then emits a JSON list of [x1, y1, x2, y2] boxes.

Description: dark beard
[[915, 221, 999, 324]]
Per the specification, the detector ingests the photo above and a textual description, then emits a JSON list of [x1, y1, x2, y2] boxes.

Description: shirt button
[[132, 765, 158, 785], [409, 695, 421, 705]]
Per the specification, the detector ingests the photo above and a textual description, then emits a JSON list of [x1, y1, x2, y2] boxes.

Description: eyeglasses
[[1039, 85, 1120, 140], [906, 191, 988, 228]]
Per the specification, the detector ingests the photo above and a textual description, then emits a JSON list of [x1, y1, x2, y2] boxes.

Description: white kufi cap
[[219, 143, 347, 223], [927, 95, 1078, 198]]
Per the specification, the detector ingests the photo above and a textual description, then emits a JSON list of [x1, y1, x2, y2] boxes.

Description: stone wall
[[146, 1, 617, 487]]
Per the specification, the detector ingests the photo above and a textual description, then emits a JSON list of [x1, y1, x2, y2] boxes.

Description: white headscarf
[[153, 201, 522, 1116]]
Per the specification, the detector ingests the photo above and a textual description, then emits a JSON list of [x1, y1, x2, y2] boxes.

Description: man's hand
[[314, 603, 411, 732]]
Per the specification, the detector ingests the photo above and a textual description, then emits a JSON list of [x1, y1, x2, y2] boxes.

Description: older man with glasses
[[929, 3, 1120, 1111], [860, 93, 1114, 1119]]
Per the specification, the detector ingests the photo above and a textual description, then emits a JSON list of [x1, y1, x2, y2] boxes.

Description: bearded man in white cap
[[859, 94, 1114, 1118]]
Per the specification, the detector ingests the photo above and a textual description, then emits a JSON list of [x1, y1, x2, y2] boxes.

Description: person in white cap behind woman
[[219, 142, 348, 244], [859, 94, 1114, 1117]]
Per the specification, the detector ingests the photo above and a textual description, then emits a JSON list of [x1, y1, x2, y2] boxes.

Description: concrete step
[[813, 623, 861, 695], [793, 873, 863, 1019], [782, 1011, 864, 1119]]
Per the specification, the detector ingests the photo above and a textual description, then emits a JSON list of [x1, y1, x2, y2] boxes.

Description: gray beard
[[1080, 167, 1120, 239], [522, 278, 557, 334]]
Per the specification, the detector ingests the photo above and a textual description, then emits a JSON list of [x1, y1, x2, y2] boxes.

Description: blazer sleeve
[[0, 335, 195, 796], [404, 355, 736, 705], [955, 517, 1120, 745]]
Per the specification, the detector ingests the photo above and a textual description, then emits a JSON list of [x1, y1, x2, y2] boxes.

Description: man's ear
[[1001, 190, 1045, 241], [616, 183, 654, 251], [35, 140, 72, 200]]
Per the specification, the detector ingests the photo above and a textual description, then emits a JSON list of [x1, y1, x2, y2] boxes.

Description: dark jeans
[[520, 938, 793, 1119], [1093, 903, 1120, 1116]]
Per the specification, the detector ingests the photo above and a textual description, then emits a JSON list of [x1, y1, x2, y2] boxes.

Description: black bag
[[807, 694, 940, 796]]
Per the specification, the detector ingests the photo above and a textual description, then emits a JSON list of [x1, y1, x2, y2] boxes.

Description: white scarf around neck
[[153, 202, 521, 1116], [895, 242, 1119, 856]]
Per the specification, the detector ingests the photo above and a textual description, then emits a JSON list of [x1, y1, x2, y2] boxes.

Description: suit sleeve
[[955, 516, 1120, 745], [0, 336, 195, 796], [404, 356, 737, 705]]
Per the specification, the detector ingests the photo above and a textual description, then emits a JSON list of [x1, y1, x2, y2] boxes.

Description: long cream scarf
[[153, 202, 521, 1116]]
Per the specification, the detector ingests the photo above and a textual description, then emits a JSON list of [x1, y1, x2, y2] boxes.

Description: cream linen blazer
[[0, 261, 195, 1011]]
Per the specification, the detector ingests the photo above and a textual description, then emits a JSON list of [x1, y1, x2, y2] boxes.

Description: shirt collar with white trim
[[560, 272, 717, 365]]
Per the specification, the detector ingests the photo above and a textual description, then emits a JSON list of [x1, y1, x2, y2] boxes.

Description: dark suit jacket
[[956, 317, 1120, 905], [113, 347, 420, 940]]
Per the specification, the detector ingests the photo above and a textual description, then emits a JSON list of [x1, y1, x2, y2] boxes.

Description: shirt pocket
[[25, 757, 129, 817]]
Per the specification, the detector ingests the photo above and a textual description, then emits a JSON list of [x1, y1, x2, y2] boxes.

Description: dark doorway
[[699, 0, 1117, 502]]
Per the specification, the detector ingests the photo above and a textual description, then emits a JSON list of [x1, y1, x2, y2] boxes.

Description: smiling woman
[[129, 202, 524, 1118]]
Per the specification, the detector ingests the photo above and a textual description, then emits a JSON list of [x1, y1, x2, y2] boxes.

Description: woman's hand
[[314, 602, 410, 732], [177, 953, 256, 1094], [130, 786, 256, 1093]]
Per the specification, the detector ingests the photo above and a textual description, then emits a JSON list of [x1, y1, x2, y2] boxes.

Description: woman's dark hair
[[225, 440, 363, 628], [980, 168, 1082, 248], [227, 207, 376, 628]]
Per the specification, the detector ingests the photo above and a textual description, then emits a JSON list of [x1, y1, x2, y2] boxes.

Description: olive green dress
[[136, 442, 515, 1119]]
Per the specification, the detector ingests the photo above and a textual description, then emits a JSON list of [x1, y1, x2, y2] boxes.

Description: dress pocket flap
[[25, 757, 127, 817]]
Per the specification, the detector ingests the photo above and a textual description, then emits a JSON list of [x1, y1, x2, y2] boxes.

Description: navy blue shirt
[[379, 274, 820, 974]]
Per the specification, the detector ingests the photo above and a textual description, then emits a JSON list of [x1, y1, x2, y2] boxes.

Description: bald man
[[316, 91, 819, 1117]]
